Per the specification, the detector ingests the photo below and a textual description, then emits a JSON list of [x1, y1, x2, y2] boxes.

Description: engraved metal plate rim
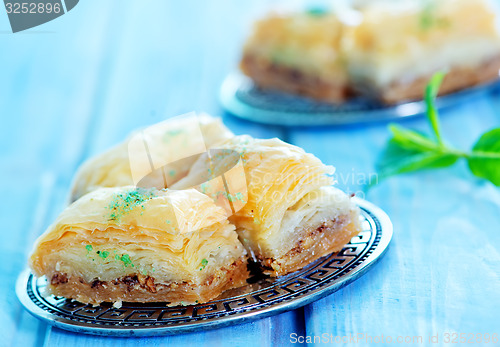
[[16, 197, 392, 336], [219, 72, 500, 126]]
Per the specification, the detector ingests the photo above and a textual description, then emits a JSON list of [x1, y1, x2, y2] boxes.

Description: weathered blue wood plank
[[43, 308, 304, 347]]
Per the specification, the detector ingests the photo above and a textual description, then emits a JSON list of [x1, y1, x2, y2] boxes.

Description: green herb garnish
[[374, 72, 500, 186], [85, 244, 93, 252], [120, 254, 134, 267], [98, 251, 109, 259], [199, 258, 208, 271], [200, 182, 209, 194], [163, 129, 183, 143], [306, 7, 329, 17], [107, 188, 156, 222], [419, 1, 450, 31]]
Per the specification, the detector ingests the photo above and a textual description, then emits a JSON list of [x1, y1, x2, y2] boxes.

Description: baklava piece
[[173, 135, 361, 276], [344, 0, 500, 103], [70, 113, 234, 201], [29, 187, 248, 305], [240, 10, 350, 103], [241, 0, 500, 104]]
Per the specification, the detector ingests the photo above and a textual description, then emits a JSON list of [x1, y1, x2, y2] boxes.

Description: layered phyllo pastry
[[345, 0, 500, 103], [172, 135, 361, 276], [240, 9, 350, 103], [70, 113, 233, 201], [29, 187, 248, 306], [240, 0, 500, 104]]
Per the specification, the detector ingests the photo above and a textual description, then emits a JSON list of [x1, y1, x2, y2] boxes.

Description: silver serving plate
[[16, 197, 392, 337], [220, 72, 500, 126]]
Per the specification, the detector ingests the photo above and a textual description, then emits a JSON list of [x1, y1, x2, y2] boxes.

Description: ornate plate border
[[16, 197, 392, 336], [219, 73, 500, 126]]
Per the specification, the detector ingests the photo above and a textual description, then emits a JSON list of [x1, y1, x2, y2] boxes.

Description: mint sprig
[[375, 72, 500, 186]]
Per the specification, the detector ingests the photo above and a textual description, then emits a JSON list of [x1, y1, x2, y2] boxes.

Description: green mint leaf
[[467, 128, 500, 186], [424, 71, 446, 145], [376, 140, 459, 180], [389, 124, 439, 152], [373, 72, 500, 189]]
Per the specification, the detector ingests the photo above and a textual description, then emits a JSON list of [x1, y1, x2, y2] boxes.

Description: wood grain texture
[[1, 0, 499, 346]]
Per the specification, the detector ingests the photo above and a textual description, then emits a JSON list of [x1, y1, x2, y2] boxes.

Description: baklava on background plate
[[345, 0, 500, 103], [240, 0, 500, 104], [240, 10, 350, 103]]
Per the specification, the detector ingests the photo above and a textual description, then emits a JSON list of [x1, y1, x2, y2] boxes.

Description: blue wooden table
[[1, 1, 499, 346]]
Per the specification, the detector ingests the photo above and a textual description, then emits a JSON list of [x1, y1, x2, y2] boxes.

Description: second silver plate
[[16, 197, 392, 337], [220, 73, 500, 126]]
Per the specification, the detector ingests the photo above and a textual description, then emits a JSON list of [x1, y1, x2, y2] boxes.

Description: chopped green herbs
[[419, 6, 434, 30], [306, 7, 329, 17], [163, 129, 183, 142], [234, 192, 245, 202], [98, 251, 109, 259], [213, 190, 246, 203], [419, 2, 450, 31], [200, 182, 209, 194], [87, 246, 133, 267], [199, 258, 209, 271], [120, 254, 134, 267], [107, 188, 156, 222]]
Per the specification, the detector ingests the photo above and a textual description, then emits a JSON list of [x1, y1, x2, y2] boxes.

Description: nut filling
[[257, 216, 359, 276], [45, 259, 249, 305]]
